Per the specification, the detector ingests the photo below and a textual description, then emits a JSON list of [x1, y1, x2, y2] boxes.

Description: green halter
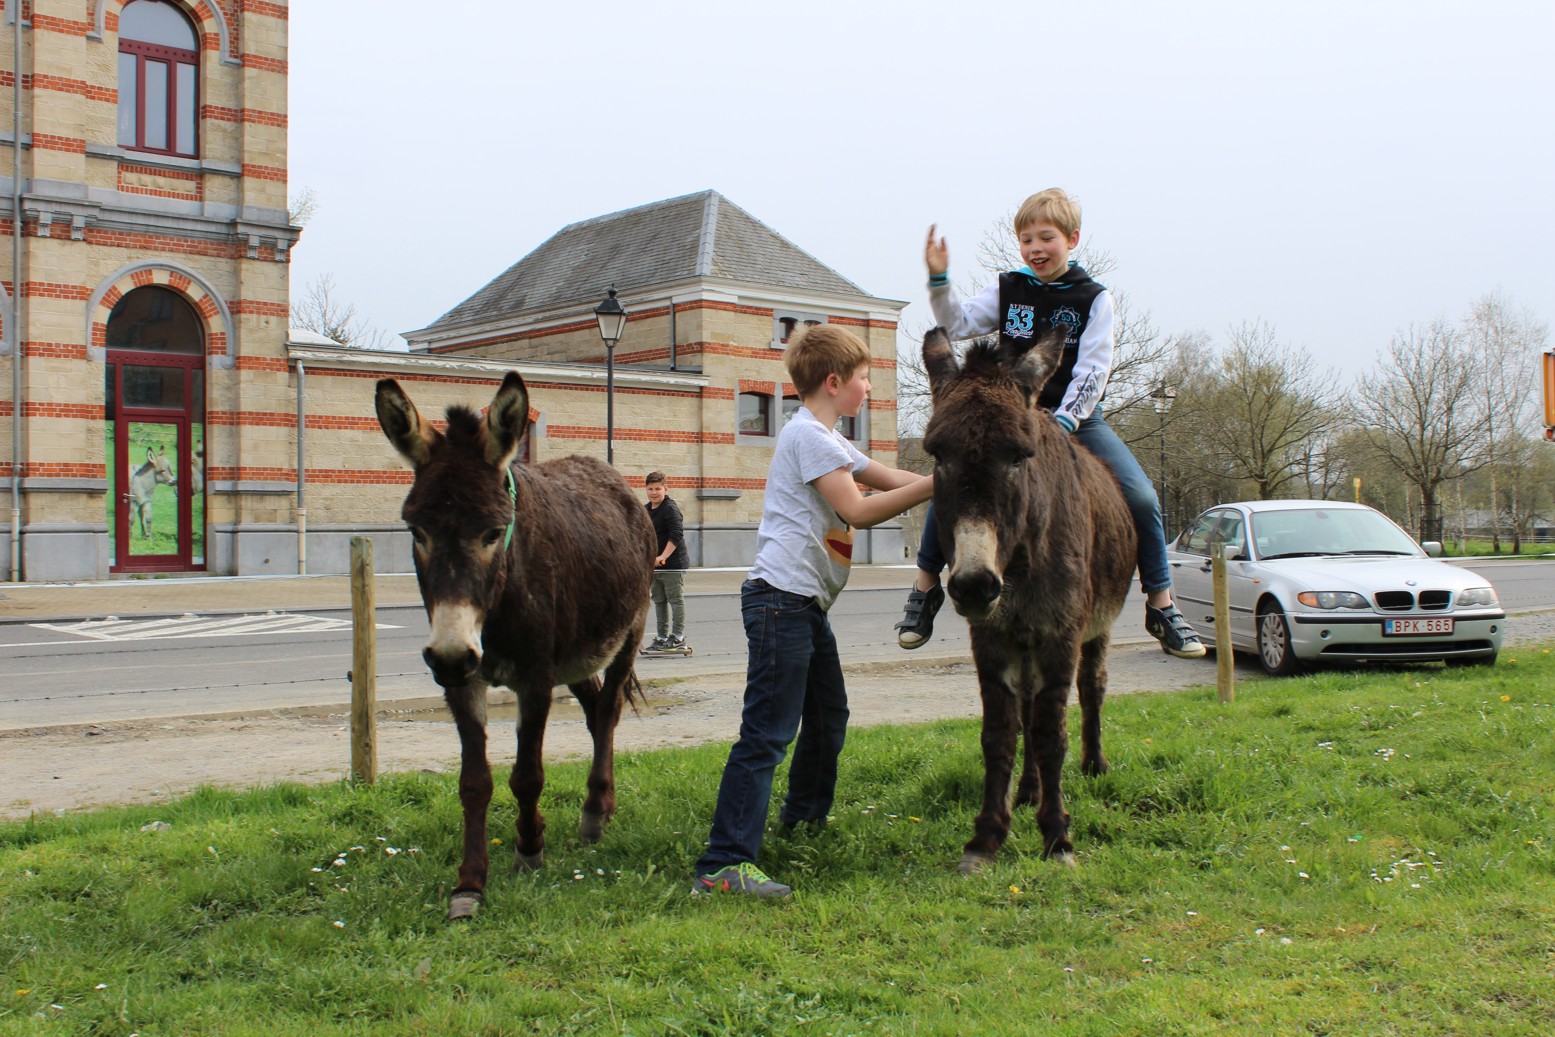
[[502, 467, 517, 551]]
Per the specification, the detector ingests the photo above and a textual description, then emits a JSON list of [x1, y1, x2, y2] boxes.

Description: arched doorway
[[105, 285, 206, 572]]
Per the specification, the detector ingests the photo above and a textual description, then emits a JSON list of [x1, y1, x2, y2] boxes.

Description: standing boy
[[894, 188, 1205, 659], [693, 325, 934, 898], [644, 471, 689, 652]]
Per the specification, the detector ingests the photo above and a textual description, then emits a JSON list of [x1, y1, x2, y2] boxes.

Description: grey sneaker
[[648, 636, 670, 651], [691, 862, 792, 898], [895, 583, 946, 650], [1145, 604, 1207, 659], [666, 635, 687, 649]]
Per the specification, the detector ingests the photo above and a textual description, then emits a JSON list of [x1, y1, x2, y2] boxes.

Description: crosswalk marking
[[29, 612, 398, 642]]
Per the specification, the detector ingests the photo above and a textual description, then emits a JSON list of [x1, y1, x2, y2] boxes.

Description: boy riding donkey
[[895, 188, 1206, 660]]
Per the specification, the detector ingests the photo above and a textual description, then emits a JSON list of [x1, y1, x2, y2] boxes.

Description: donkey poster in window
[[126, 445, 176, 540]]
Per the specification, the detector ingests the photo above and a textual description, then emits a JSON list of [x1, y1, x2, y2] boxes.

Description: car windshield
[[1250, 508, 1420, 559]]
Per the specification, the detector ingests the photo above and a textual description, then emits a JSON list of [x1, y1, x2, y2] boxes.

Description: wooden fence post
[[1212, 542, 1235, 703], [350, 535, 378, 784]]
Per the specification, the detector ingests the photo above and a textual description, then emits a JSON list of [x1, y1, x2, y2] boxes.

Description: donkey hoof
[[447, 890, 482, 921], [957, 852, 995, 875], [578, 810, 611, 845], [513, 848, 544, 872], [1050, 849, 1078, 869], [1081, 758, 1109, 777]]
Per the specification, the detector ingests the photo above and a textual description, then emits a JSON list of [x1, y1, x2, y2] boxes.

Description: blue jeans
[[916, 408, 1173, 594], [695, 578, 849, 873]]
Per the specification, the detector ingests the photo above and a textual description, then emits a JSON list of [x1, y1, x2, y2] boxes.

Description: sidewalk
[[0, 565, 922, 626]]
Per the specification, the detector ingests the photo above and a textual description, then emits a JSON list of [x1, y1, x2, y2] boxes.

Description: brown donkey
[[921, 327, 1136, 873], [376, 372, 655, 919]]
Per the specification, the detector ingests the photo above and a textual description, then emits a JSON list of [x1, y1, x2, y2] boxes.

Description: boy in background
[[643, 471, 689, 653], [693, 325, 934, 897]]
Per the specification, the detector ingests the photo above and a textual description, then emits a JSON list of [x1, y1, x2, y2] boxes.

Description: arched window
[[117, 0, 200, 157]]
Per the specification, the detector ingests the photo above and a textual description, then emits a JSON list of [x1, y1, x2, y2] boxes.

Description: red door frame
[[109, 350, 205, 574]]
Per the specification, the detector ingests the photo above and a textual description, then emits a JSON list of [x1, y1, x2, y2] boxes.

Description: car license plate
[[1383, 617, 1455, 636]]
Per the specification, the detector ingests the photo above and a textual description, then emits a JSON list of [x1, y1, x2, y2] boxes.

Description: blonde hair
[[1014, 188, 1081, 238], [785, 324, 870, 397]]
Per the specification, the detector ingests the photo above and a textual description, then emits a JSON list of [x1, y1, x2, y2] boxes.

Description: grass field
[[3, 650, 1553, 1035], [1438, 538, 1554, 558]]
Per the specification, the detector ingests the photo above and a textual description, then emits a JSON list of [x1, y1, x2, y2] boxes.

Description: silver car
[[1167, 500, 1505, 676]]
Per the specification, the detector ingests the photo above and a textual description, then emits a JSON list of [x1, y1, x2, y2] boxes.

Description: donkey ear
[[375, 379, 435, 468], [922, 327, 959, 397], [484, 371, 531, 468], [1008, 326, 1066, 401]]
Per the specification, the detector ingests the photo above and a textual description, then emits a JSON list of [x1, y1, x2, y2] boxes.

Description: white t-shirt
[[748, 406, 870, 611]]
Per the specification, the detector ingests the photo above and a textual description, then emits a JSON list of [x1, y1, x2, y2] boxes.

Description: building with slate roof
[[399, 190, 911, 567]]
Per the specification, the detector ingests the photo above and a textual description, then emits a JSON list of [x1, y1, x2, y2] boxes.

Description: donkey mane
[[441, 405, 484, 444]]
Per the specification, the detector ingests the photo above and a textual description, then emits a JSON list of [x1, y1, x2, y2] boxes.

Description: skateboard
[[640, 642, 694, 657]]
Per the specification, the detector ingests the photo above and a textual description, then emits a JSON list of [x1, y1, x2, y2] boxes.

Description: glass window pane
[[120, 0, 199, 49], [781, 395, 801, 425], [738, 393, 769, 435], [106, 286, 204, 353], [117, 53, 138, 146], [144, 61, 168, 149], [175, 62, 196, 154], [190, 421, 205, 565], [123, 366, 184, 409]]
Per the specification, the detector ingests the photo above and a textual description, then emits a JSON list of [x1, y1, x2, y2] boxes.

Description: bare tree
[[1462, 292, 1548, 550], [1354, 320, 1485, 542], [290, 273, 391, 350], [1186, 320, 1341, 500], [288, 186, 318, 228]]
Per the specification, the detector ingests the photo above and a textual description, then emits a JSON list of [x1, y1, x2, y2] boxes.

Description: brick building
[[2, 0, 293, 580], [1, 3, 907, 582]]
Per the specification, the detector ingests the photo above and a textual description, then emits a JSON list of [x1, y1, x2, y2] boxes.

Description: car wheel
[[1445, 651, 1498, 668], [1257, 602, 1306, 677]]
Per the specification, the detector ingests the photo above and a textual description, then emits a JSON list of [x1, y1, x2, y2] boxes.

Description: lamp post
[[593, 287, 628, 465], [1150, 382, 1177, 534]]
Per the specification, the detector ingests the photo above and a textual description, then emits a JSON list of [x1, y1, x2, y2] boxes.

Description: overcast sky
[[288, 1, 1554, 378]]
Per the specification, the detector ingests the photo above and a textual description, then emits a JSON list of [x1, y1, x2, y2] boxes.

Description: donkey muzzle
[[947, 518, 1003, 618], [423, 602, 484, 687], [948, 566, 1003, 619]]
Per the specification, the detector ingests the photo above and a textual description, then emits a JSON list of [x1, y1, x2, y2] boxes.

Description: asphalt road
[[1, 560, 1549, 732]]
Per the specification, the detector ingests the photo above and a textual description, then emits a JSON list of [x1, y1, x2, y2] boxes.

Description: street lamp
[[1150, 382, 1177, 534], [593, 286, 629, 465]]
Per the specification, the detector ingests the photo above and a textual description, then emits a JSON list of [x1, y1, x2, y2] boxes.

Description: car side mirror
[[1421, 541, 1443, 557]]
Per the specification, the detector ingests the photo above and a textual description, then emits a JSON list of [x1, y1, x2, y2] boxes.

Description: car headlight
[[1456, 586, 1499, 607], [1296, 591, 1370, 609]]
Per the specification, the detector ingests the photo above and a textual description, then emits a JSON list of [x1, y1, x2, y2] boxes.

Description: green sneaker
[[691, 862, 792, 898]]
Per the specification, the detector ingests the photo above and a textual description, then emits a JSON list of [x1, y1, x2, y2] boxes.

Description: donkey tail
[[622, 668, 645, 715]]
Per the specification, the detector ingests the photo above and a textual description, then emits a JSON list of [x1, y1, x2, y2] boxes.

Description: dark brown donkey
[[921, 327, 1136, 874], [376, 372, 655, 920]]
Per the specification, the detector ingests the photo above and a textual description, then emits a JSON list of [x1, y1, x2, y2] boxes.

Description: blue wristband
[[928, 272, 949, 287]]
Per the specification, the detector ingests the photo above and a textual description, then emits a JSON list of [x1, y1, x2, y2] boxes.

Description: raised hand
[[925, 224, 950, 277]]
